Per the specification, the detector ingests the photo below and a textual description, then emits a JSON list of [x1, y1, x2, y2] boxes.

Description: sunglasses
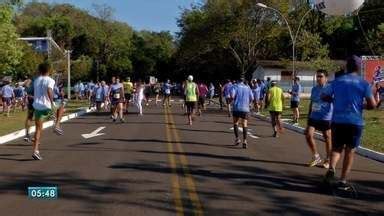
[[316, 75, 325, 78]]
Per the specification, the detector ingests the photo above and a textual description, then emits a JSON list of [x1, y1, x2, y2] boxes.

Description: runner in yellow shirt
[[184, 75, 199, 125], [267, 81, 284, 137], [123, 77, 133, 114]]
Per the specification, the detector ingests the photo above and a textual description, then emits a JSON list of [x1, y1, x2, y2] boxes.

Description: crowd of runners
[[0, 56, 382, 192]]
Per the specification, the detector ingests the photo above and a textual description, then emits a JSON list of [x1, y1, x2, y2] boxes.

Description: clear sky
[[28, 0, 202, 33]]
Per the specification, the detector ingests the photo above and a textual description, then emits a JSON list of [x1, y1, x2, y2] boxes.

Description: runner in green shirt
[[267, 81, 284, 137], [184, 75, 199, 125]]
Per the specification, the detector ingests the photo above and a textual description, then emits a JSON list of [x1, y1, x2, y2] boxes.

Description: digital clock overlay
[[28, 186, 58, 200]]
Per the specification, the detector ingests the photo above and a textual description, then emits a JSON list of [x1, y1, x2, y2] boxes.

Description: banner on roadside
[[361, 56, 384, 87]]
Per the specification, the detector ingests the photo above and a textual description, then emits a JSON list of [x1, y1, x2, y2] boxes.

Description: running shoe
[[335, 181, 351, 191], [24, 135, 31, 143], [273, 131, 279, 138], [323, 158, 330, 169], [32, 152, 43, 160], [242, 141, 247, 149], [54, 127, 64, 136], [120, 118, 125, 123], [308, 155, 322, 167], [234, 138, 241, 146], [323, 169, 336, 184]]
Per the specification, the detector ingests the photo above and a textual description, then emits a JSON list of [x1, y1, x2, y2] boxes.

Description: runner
[[135, 80, 145, 116], [24, 78, 35, 142], [184, 75, 199, 125], [223, 79, 233, 117], [258, 79, 266, 112], [123, 77, 133, 113], [289, 77, 302, 125], [53, 82, 66, 135], [305, 70, 333, 168], [1, 80, 14, 117], [110, 77, 125, 122], [94, 82, 106, 112], [264, 77, 271, 109], [13, 82, 26, 112], [197, 81, 208, 116], [144, 82, 151, 106], [208, 82, 215, 105], [230, 78, 254, 149], [103, 81, 110, 112], [74, 82, 80, 100], [108, 77, 116, 117], [218, 82, 224, 110], [163, 79, 172, 107], [31, 62, 56, 160], [154, 82, 161, 105], [323, 58, 377, 189], [79, 82, 85, 100], [267, 81, 284, 138], [251, 79, 261, 114]]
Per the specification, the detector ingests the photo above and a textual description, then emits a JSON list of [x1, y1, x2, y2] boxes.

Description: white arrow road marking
[[229, 127, 259, 139], [82, 126, 106, 139]]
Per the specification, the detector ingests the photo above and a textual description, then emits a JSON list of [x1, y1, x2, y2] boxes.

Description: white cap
[[187, 75, 193, 81]]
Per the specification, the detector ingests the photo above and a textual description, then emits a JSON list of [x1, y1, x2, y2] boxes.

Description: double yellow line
[[164, 107, 203, 216]]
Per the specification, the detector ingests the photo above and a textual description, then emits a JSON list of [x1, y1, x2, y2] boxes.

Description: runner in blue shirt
[[289, 77, 302, 124], [223, 79, 233, 117], [323, 58, 377, 189], [305, 70, 333, 168], [1, 81, 14, 117], [230, 78, 254, 149], [258, 80, 266, 112], [251, 79, 261, 113], [162, 80, 173, 107]]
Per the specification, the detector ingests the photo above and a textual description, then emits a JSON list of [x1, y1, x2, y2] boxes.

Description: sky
[[27, 0, 202, 34]]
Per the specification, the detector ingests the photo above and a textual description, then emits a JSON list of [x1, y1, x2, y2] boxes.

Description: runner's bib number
[[165, 89, 171, 94], [113, 93, 120, 99], [312, 102, 322, 112]]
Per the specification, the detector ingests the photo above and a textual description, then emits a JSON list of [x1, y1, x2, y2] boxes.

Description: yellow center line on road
[[167, 108, 204, 216], [164, 107, 184, 216]]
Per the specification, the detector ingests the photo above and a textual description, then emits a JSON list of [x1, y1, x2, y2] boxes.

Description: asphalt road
[[0, 102, 383, 216]]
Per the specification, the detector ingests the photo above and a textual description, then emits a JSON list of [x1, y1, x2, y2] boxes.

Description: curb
[[252, 113, 384, 163], [0, 107, 95, 145]]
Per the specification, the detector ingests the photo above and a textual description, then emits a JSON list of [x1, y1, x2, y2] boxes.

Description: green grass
[[0, 100, 89, 136], [261, 99, 384, 153]]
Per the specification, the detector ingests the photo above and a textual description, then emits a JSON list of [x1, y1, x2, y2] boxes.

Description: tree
[[14, 42, 44, 79], [0, 3, 23, 76], [71, 55, 92, 82]]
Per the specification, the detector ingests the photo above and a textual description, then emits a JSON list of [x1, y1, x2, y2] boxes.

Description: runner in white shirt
[[135, 81, 145, 116], [32, 62, 55, 160]]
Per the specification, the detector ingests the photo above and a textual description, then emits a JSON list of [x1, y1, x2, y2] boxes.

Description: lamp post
[[256, 3, 313, 77]]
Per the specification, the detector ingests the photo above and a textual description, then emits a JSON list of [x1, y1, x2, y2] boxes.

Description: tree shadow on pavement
[[0, 171, 173, 215], [109, 157, 384, 215]]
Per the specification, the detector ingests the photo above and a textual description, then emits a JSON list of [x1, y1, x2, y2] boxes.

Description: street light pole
[[256, 3, 313, 77]]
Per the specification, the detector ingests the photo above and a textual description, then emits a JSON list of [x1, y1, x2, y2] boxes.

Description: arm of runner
[[308, 101, 312, 116], [196, 85, 200, 97], [364, 84, 377, 110], [280, 91, 285, 109]]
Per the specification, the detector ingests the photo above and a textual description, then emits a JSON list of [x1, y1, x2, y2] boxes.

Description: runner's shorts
[[198, 96, 206, 106], [307, 118, 331, 131], [232, 111, 249, 119], [331, 123, 363, 150], [185, 101, 196, 111], [34, 109, 53, 121], [53, 99, 67, 108], [2, 97, 12, 106], [125, 93, 131, 101], [290, 101, 299, 108]]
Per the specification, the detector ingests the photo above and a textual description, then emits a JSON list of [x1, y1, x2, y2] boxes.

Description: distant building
[[251, 60, 343, 93]]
